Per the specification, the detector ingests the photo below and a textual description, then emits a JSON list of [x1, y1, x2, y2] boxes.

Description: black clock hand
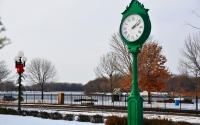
[[135, 20, 141, 27], [133, 20, 141, 28], [132, 20, 141, 29], [131, 24, 137, 29]]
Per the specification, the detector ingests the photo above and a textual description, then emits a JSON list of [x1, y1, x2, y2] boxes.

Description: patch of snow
[[0, 114, 104, 125]]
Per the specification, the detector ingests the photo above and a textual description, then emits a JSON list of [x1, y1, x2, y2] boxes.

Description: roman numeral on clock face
[[124, 31, 127, 35]]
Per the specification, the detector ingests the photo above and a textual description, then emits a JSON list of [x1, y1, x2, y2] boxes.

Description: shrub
[[21, 110, 28, 116], [29, 110, 39, 117], [40, 111, 51, 119], [91, 115, 103, 123], [120, 117, 128, 125], [176, 121, 191, 125], [144, 118, 174, 125], [22, 110, 32, 116], [0, 107, 5, 114], [51, 112, 63, 120], [105, 116, 127, 125], [105, 116, 190, 125], [6, 108, 19, 115], [63, 114, 74, 121], [91, 114, 104, 123], [77, 114, 90, 122], [0, 108, 20, 115]]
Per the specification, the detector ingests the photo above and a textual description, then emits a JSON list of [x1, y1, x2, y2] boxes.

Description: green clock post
[[119, 0, 151, 125]]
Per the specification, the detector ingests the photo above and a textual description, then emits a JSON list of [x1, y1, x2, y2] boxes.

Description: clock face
[[121, 14, 144, 42]]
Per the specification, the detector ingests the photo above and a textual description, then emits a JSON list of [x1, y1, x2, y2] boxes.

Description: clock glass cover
[[121, 14, 144, 42]]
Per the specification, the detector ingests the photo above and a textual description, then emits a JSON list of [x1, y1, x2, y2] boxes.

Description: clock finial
[[119, 0, 151, 48], [122, 0, 149, 15]]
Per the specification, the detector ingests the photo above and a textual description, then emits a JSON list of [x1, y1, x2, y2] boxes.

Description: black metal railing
[[0, 93, 199, 111]]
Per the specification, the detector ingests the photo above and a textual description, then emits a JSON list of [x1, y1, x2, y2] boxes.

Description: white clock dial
[[121, 14, 144, 42]]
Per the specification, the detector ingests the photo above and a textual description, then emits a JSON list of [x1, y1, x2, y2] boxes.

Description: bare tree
[[26, 58, 58, 101], [179, 31, 200, 77], [0, 18, 10, 49], [94, 52, 120, 92], [179, 31, 200, 110], [0, 61, 11, 83], [185, 11, 200, 29], [109, 33, 132, 75], [109, 33, 155, 76]]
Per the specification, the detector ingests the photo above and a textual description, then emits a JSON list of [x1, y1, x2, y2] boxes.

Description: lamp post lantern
[[14, 51, 27, 111], [119, 0, 151, 124]]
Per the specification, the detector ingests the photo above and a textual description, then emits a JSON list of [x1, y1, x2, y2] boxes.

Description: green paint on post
[[119, 0, 151, 125]]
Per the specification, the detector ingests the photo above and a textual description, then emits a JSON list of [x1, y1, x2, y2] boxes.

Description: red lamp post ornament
[[16, 64, 24, 73], [14, 51, 27, 111]]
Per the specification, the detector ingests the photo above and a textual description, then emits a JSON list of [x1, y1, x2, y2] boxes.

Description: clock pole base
[[127, 94, 143, 125]]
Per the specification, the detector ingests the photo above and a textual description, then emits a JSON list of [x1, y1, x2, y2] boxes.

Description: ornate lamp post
[[119, 0, 151, 124], [14, 51, 27, 111]]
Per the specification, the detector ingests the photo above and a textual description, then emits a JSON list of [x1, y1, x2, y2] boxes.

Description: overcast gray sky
[[0, 0, 199, 84]]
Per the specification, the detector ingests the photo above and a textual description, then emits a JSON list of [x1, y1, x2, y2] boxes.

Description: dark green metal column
[[127, 51, 143, 125]]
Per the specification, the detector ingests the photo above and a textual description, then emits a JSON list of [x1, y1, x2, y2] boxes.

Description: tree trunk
[[41, 86, 44, 102], [196, 90, 198, 110], [148, 91, 151, 104]]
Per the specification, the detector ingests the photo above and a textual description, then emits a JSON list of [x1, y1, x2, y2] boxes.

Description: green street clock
[[119, 0, 151, 52], [119, 0, 151, 125]]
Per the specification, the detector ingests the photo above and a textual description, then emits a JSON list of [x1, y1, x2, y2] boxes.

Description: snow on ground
[[0, 113, 200, 125], [0, 114, 104, 125]]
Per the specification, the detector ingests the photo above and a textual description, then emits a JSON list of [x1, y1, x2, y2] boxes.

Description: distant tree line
[[165, 75, 200, 97], [84, 74, 200, 97], [1, 75, 199, 97], [84, 78, 107, 95], [0, 81, 16, 91], [25, 82, 84, 92], [0, 82, 84, 92]]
